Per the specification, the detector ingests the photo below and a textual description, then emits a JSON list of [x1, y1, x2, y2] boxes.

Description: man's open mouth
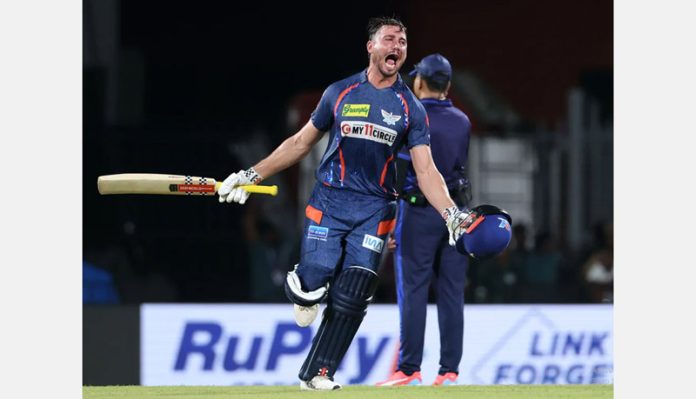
[[386, 53, 399, 66]]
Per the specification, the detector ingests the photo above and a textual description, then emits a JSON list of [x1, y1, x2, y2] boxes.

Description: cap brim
[[408, 69, 417, 77]]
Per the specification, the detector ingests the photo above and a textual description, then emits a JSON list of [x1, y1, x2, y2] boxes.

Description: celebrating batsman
[[218, 16, 476, 390]]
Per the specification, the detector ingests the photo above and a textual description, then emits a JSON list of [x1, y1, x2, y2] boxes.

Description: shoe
[[432, 372, 458, 386], [294, 303, 319, 327], [300, 376, 342, 390], [375, 370, 422, 386]]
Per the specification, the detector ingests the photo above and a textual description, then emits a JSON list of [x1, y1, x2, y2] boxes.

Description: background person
[[376, 53, 472, 386]]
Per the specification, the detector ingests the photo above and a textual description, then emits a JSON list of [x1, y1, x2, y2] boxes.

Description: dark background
[[83, 0, 613, 304]]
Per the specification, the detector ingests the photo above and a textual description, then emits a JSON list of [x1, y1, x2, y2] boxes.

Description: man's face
[[367, 25, 407, 78]]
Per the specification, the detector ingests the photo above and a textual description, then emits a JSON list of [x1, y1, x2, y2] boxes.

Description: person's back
[[402, 98, 470, 195], [427, 100, 470, 184], [400, 54, 470, 203]]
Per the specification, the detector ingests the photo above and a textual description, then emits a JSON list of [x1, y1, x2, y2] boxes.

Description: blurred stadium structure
[[83, 0, 613, 386]]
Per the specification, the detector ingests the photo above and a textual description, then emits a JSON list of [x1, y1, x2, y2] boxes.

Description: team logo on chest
[[340, 121, 397, 146], [381, 109, 402, 126]]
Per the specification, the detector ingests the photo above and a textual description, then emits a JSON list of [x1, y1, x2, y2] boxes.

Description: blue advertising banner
[[141, 304, 612, 386]]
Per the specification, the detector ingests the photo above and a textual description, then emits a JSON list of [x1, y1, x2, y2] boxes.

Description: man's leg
[[298, 265, 379, 386], [394, 203, 440, 375], [298, 200, 394, 388], [433, 242, 468, 380], [285, 198, 346, 327]]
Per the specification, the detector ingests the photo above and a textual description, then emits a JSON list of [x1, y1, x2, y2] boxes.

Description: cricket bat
[[97, 173, 278, 196]]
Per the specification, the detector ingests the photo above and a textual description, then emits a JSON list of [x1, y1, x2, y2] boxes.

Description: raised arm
[[218, 121, 324, 204], [253, 121, 325, 180]]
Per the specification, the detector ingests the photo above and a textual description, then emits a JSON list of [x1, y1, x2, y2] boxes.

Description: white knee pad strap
[[285, 269, 329, 305]]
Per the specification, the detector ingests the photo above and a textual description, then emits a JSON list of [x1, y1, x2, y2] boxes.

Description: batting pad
[[299, 266, 378, 381]]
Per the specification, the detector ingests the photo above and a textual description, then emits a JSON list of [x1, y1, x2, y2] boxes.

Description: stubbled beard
[[371, 53, 399, 77], [381, 63, 399, 77]]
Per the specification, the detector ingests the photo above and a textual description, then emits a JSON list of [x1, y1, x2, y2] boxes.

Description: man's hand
[[443, 206, 481, 246], [218, 168, 262, 205], [387, 234, 397, 251]]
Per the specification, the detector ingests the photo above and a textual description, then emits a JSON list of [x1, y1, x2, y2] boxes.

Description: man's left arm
[[409, 144, 456, 215], [410, 144, 478, 245]]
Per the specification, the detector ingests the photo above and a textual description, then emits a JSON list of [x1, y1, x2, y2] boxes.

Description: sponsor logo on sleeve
[[342, 104, 371, 117], [362, 234, 384, 253], [308, 225, 329, 241], [340, 121, 397, 146]]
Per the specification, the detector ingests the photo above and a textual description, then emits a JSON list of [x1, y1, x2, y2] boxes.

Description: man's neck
[[366, 66, 398, 89], [418, 91, 446, 101]]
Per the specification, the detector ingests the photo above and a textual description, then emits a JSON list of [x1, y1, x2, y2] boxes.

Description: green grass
[[84, 385, 613, 399]]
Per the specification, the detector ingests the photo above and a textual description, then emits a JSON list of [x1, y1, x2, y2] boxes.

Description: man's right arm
[[252, 121, 325, 180], [218, 121, 324, 204]]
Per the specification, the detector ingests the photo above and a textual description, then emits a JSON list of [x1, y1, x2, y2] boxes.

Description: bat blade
[[98, 174, 218, 196], [97, 173, 278, 196]]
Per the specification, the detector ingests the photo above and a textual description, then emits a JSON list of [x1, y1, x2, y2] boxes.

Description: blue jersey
[[400, 98, 471, 193], [311, 70, 430, 199]]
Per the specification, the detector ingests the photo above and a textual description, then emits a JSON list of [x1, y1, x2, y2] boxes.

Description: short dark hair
[[422, 75, 449, 93], [367, 16, 407, 40]]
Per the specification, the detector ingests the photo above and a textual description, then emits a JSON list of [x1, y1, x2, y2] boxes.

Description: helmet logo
[[498, 217, 511, 231]]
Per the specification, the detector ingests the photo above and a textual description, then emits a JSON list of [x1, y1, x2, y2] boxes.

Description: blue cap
[[409, 53, 452, 83]]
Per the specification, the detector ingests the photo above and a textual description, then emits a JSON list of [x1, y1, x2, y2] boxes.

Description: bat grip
[[214, 182, 278, 196]]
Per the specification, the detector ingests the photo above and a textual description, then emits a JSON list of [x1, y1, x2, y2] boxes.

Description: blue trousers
[[394, 199, 468, 375], [296, 184, 396, 291]]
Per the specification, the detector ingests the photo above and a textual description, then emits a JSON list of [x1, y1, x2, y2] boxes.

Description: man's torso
[[311, 70, 429, 199]]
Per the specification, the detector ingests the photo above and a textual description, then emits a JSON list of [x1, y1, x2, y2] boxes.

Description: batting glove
[[443, 206, 481, 246], [218, 167, 262, 205]]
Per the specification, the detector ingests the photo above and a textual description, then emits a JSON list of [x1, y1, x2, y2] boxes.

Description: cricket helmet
[[456, 204, 512, 259]]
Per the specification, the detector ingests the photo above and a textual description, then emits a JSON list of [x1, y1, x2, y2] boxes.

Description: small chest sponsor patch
[[342, 104, 371, 117], [362, 234, 384, 253], [308, 225, 329, 241]]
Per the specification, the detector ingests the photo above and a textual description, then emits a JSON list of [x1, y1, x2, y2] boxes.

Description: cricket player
[[218, 17, 479, 391], [376, 53, 472, 386]]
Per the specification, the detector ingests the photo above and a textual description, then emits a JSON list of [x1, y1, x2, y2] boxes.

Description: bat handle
[[214, 182, 278, 196]]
